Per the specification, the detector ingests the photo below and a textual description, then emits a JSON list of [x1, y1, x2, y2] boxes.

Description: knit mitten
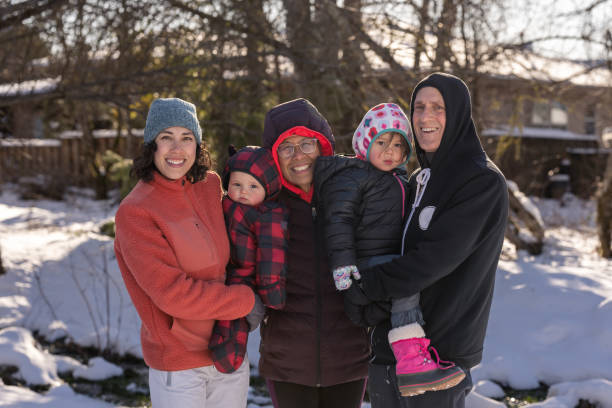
[[332, 265, 361, 290]]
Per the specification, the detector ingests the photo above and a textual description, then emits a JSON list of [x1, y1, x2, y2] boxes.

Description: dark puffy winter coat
[[360, 73, 509, 370], [313, 155, 409, 270], [259, 98, 370, 386]]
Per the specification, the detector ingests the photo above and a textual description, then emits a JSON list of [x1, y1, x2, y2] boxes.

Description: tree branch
[[0, 0, 69, 29]]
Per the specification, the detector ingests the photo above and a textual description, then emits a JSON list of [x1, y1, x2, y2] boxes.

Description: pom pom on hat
[[228, 144, 237, 157]]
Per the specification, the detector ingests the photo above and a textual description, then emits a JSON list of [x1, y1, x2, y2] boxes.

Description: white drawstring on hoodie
[[400, 168, 431, 254]]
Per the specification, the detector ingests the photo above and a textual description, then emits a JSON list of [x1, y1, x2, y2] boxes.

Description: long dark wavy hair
[[130, 141, 212, 183]]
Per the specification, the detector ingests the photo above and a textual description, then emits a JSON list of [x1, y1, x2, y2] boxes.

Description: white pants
[[149, 358, 249, 408]]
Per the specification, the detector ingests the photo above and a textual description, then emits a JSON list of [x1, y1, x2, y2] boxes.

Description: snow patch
[[0, 327, 61, 386], [73, 357, 123, 381]]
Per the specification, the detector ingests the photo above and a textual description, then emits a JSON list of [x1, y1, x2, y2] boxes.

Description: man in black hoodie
[[347, 73, 509, 407]]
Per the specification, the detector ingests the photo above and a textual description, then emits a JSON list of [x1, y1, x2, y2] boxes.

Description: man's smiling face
[[412, 86, 446, 153]]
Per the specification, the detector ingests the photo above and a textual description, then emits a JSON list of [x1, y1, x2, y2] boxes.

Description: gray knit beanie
[[144, 98, 202, 144]]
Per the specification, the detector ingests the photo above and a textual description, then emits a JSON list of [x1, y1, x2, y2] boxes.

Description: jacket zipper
[[392, 172, 406, 220], [183, 183, 217, 262], [312, 205, 322, 387]]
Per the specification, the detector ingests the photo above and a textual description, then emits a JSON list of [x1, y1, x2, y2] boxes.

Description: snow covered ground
[[0, 184, 610, 407]]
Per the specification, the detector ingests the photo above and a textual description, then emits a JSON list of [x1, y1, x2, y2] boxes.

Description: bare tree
[[597, 153, 612, 258], [597, 33, 612, 258], [0, 245, 5, 276], [2, 0, 610, 190]]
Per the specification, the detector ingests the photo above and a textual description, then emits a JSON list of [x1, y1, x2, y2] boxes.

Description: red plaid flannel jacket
[[209, 146, 288, 373]]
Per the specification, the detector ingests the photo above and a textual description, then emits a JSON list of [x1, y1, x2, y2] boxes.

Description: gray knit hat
[[144, 98, 202, 144]]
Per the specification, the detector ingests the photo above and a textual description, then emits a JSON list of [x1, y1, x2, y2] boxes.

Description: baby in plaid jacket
[[209, 145, 288, 373]]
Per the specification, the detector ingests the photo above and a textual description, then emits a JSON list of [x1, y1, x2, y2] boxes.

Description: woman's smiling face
[[277, 135, 320, 192], [153, 126, 197, 180]]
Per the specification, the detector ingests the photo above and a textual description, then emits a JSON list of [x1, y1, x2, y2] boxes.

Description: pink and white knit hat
[[352, 103, 412, 164]]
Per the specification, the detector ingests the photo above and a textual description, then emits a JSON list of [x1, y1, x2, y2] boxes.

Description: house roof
[[481, 51, 612, 88], [0, 77, 60, 99], [0, 138, 61, 147], [482, 125, 600, 141], [58, 129, 144, 139]]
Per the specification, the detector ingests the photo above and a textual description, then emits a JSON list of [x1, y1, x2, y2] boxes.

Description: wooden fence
[[0, 129, 143, 186]]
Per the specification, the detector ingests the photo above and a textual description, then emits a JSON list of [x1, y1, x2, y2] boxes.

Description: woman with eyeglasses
[[258, 98, 370, 408]]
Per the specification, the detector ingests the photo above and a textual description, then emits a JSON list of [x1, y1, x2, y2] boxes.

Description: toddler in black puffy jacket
[[313, 103, 464, 397]]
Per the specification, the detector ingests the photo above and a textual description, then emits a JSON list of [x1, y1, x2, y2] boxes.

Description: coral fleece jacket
[[114, 171, 255, 371]]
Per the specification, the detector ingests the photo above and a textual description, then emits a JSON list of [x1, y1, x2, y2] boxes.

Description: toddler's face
[[227, 171, 266, 206], [368, 132, 407, 172]]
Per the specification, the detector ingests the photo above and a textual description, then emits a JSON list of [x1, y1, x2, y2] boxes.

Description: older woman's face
[[153, 126, 197, 180], [412, 86, 446, 152], [277, 135, 320, 192]]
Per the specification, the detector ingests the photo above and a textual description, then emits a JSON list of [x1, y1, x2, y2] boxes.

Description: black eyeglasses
[[277, 139, 318, 159]]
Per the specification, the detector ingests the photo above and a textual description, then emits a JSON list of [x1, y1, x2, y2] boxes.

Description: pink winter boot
[[389, 323, 466, 397]]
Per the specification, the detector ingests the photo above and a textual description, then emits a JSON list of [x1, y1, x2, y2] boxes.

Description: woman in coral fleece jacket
[[114, 98, 255, 408]]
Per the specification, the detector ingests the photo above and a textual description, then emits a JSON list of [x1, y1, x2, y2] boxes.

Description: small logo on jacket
[[419, 206, 436, 230]]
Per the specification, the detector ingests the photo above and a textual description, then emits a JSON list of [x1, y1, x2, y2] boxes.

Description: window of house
[[33, 116, 44, 139], [531, 101, 549, 125], [550, 102, 568, 127], [584, 106, 596, 135], [531, 100, 568, 129]]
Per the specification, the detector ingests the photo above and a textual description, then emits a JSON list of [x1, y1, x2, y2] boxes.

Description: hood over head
[[222, 146, 281, 199], [261, 98, 335, 201], [409, 73, 484, 170], [262, 98, 335, 151]]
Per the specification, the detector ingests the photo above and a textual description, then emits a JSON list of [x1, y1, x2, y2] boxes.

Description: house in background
[[474, 53, 612, 197], [0, 77, 141, 190], [0, 78, 60, 139], [1, 52, 610, 198]]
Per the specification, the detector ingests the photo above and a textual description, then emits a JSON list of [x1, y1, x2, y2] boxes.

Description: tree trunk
[[239, 0, 267, 103], [321, 0, 367, 151], [79, 106, 108, 199], [414, 0, 431, 71], [506, 186, 545, 255], [597, 152, 612, 258], [283, 0, 314, 94], [433, 0, 458, 70], [0, 245, 5, 276]]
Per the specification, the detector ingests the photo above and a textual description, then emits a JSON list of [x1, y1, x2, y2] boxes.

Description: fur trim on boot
[[388, 323, 425, 344]]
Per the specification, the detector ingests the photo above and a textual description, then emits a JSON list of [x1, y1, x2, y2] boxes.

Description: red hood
[[271, 126, 334, 203]]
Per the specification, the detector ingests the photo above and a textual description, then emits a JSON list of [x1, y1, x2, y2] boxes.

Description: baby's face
[[368, 132, 407, 172], [227, 171, 266, 206]]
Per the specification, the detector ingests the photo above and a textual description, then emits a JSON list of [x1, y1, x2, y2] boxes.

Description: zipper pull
[[312, 206, 317, 220]]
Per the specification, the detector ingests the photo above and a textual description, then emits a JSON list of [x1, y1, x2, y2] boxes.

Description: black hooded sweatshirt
[[361, 73, 509, 369]]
